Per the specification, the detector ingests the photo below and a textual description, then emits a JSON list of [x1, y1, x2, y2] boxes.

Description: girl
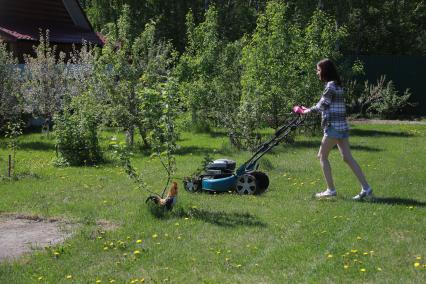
[[302, 58, 373, 200]]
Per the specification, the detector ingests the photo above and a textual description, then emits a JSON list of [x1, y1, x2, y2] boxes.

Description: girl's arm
[[309, 86, 333, 113]]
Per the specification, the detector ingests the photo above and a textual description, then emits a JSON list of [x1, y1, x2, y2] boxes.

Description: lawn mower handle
[[237, 113, 306, 175]]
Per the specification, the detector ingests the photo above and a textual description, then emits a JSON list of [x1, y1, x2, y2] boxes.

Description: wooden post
[[8, 154, 11, 177]]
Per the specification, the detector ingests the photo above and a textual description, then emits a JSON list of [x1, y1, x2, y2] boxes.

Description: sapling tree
[[4, 121, 23, 177], [0, 42, 22, 133], [22, 30, 67, 134], [176, 7, 224, 129], [133, 21, 177, 148], [53, 41, 104, 166], [176, 6, 246, 148]]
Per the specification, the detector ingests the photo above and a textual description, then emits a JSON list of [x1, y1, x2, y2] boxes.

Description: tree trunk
[[126, 126, 134, 147]]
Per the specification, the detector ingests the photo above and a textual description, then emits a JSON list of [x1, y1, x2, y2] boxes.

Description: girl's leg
[[336, 138, 369, 189], [317, 135, 338, 190]]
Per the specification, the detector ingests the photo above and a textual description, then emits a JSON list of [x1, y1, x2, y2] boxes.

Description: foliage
[[145, 78, 180, 197], [0, 42, 22, 132], [21, 31, 67, 130], [99, 5, 177, 147], [4, 121, 23, 176], [176, 7, 224, 129], [54, 90, 103, 166], [360, 76, 414, 119], [241, 2, 347, 130], [134, 21, 178, 148], [177, 7, 247, 148]]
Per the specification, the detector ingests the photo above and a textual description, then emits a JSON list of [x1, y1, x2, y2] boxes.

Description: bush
[[54, 93, 103, 166], [360, 75, 414, 119]]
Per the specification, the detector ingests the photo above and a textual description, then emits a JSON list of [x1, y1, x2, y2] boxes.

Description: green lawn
[[0, 123, 425, 283]]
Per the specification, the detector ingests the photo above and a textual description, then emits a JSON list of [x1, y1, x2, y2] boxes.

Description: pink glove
[[293, 105, 310, 114]]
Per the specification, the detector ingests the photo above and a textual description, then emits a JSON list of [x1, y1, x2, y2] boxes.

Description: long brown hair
[[317, 58, 341, 85]]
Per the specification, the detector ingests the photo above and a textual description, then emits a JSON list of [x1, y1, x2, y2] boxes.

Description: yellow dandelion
[[136, 239, 142, 244], [152, 234, 158, 239], [184, 217, 189, 220], [134, 250, 141, 256], [38, 276, 43, 281], [360, 268, 366, 272], [351, 249, 358, 253], [414, 262, 420, 268], [363, 252, 369, 256], [377, 267, 382, 271], [54, 251, 60, 256], [357, 236, 362, 240], [327, 254, 333, 258], [343, 265, 349, 269], [66, 275, 72, 279], [103, 247, 109, 251], [96, 280, 102, 284]]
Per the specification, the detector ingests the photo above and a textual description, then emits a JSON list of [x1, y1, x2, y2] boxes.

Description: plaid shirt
[[310, 81, 349, 132]]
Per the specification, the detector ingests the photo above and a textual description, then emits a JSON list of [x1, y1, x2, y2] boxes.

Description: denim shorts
[[324, 126, 349, 139]]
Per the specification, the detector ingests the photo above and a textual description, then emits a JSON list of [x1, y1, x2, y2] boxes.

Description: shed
[[0, 0, 104, 62]]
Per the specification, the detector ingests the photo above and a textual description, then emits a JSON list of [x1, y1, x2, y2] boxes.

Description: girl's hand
[[293, 105, 310, 114]]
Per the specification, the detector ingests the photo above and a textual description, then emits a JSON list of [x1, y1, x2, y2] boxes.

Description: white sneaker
[[353, 188, 373, 201], [315, 189, 337, 198]]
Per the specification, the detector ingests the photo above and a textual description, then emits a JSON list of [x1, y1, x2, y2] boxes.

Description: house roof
[[0, 0, 104, 46]]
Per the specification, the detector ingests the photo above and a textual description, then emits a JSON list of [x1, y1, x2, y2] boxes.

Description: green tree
[[0, 42, 22, 132], [22, 31, 67, 133], [241, 2, 347, 130]]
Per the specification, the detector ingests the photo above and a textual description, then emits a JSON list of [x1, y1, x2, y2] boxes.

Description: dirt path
[[0, 214, 74, 262]]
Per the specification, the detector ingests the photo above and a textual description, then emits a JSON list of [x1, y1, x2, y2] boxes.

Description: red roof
[[0, 0, 104, 46]]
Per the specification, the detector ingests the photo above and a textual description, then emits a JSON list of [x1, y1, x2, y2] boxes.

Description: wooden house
[[0, 0, 104, 62]]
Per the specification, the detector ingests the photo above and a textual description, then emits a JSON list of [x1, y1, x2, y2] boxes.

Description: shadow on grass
[[350, 129, 413, 137], [340, 196, 426, 207], [18, 141, 55, 151], [371, 197, 426, 207], [148, 205, 266, 228], [277, 141, 382, 152]]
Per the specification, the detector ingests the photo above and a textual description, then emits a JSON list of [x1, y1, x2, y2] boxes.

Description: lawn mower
[[183, 107, 309, 195]]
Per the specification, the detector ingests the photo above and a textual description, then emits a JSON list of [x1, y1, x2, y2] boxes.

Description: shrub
[[360, 75, 414, 119], [54, 92, 103, 166]]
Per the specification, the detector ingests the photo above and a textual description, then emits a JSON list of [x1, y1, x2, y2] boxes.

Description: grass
[[0, 123, 425, 283]]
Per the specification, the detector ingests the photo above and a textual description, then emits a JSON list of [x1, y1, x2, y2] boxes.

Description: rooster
[[146, 181, 178, 210]]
